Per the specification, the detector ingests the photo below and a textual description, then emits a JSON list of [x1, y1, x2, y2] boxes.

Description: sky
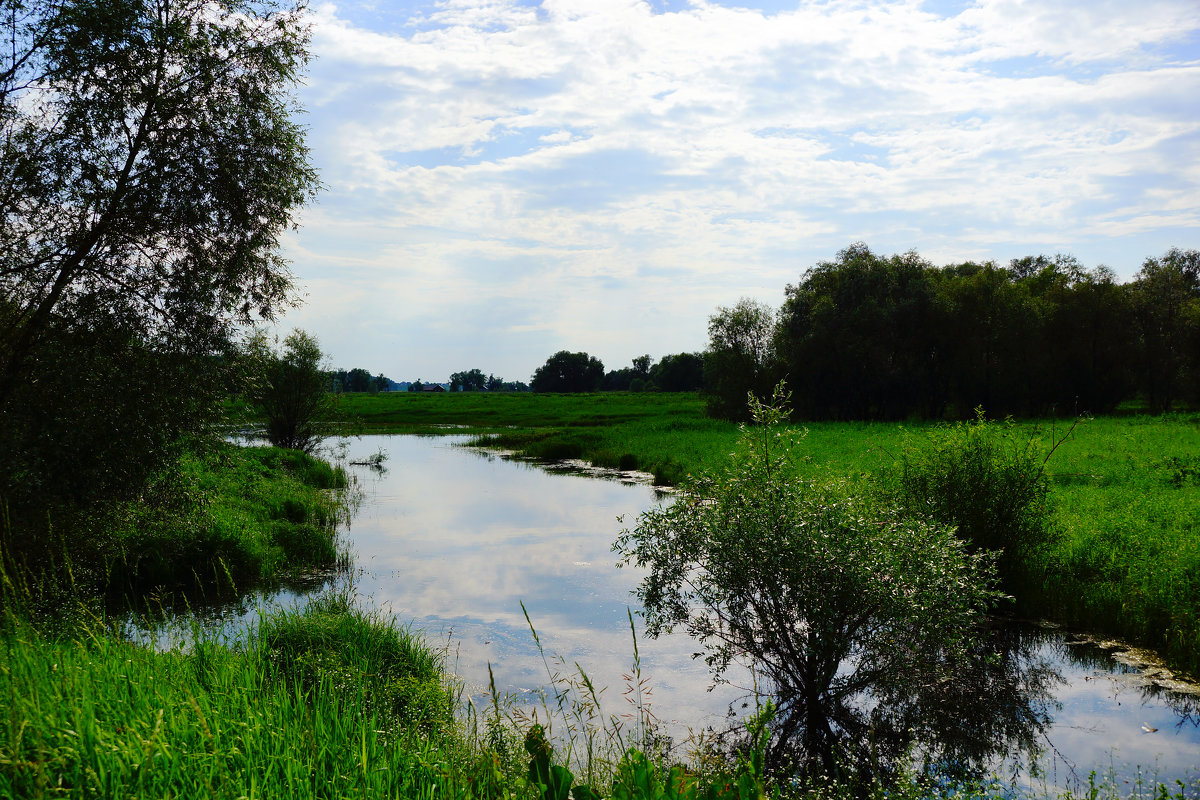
[[273, 0, 1200, 383]]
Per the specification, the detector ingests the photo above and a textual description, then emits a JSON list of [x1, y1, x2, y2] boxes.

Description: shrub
[[243, 329, 340, 454], [886, 410, 1058, 591], [615, 385, 1005, 782]]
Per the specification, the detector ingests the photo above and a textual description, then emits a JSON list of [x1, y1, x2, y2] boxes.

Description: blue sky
[[274, 0, 1200, 383]]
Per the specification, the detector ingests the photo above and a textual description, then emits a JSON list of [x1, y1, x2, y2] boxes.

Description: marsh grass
[[0, 442, 353, 616], [0, 596, 495, 799]]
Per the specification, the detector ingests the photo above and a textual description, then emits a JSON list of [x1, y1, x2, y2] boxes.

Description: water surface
[[161, 434, 1200, 792], [339, 436, 1199, 792]]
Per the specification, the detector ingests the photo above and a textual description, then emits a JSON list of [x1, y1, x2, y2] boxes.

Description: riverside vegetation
[[341, 390, 1200, 682], [4, 389, 1198, 797]]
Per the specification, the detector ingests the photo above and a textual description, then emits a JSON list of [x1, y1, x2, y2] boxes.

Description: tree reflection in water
[[744, 620, 1063, 786]]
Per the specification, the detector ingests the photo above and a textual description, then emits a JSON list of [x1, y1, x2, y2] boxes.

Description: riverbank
[[0, 596, 478, 798], [1, 586, 771, 799], [0, 437, 774, 800], [1, 442, 352, 613], [340, 391, 1200, 679], [3, 415, 1197, 796]]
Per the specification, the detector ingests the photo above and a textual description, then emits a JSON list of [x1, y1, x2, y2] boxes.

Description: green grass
[[1, 442, 351, 615], [107, 442, 352, 594], [9, 393, 1196, 797], [0, 597, 489, 799], [5, 595, 1192, 800], [343, 392, 1200, 677]]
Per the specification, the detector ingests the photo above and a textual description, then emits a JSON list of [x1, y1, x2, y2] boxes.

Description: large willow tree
[[0, 0, 317, 506]]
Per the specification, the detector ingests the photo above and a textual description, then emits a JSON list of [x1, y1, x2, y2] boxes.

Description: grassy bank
[[5, 593, 1192, 800], [0, 596, 474, 798], [116, 443, 352, 591], [340, 391, 735, 484], [341, 392, 1200, 677], [1, 442, 350, 613], [0, 593, 788, 800]]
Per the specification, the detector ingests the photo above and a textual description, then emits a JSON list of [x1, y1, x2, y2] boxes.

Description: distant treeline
[[447, 369, 528, 393], [527, 350, 704, 393], [704, 243, 1200, 421], [329, 368, 392, 393]]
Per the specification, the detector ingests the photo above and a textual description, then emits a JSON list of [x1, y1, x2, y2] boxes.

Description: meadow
[[5, 392, 1198, 798], [342, 391, 1200, 678]]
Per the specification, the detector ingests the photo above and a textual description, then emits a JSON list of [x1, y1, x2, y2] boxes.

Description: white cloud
[[280, 0, 1200, 379]]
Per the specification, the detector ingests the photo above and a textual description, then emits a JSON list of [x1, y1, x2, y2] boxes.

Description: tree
[[648, 352, 703, 392], [243, 330, 337, 454], [703, 298, 778, 420], [1036, 264, 1135, 414], [449, 368, 488, 392], [1130, 248, 1200, 412], [778, 245, 941, 419], [631, 354, 652, 378], [0, 310, 225, 509], [0, 0, 317, 405], [615, 385, 1009, 781], [345, 368, 373, 393], [530, 350, 604, 393]]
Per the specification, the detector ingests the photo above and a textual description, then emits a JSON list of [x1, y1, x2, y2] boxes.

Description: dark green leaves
[[615, 385, 1010, 781]]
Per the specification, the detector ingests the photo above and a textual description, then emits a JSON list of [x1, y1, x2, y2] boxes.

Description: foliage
[[601, 354, 703, 393], [532, 350, 606, 393], [0, 0, 317, 599], [451, 367, 491, 392], [112, 443, 349, 592], [331, 367, 391, 393], [884, 411, 1058, 591], [650, 352, 704, 392], [1131, 247, 1200, 412], [520, 716, 773, 800], [704, 298, 778, 421], [720, 243, 1199, 421], [0, 0, 318, 404], [1, 442, 349, 609], [242, 329, 340, 454], [0, 315, 224, 511], [615, 385, 1004, 781], [777, 244, 942, 419]]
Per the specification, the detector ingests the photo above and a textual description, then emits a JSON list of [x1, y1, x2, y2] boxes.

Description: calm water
[[337, 435, 747, 736], [166, 434, 1200, 793]]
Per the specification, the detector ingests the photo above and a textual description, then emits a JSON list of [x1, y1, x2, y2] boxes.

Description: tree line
[[529, 350, 704, 393], [704, 243, 1200, 421], [330, 368, 392, 394]]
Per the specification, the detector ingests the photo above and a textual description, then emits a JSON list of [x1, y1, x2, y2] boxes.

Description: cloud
[[280, 0, 1200, 379]]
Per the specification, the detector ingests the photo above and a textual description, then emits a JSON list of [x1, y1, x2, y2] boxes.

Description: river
[[167, 434, 1200, 793]]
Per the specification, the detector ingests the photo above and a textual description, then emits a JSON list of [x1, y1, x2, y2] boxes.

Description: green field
[[341, 391, 1200, 677]]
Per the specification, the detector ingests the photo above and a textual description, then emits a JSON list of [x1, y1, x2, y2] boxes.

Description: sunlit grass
[[106, 443, 352, 593], [0, 597, 485, 800]]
